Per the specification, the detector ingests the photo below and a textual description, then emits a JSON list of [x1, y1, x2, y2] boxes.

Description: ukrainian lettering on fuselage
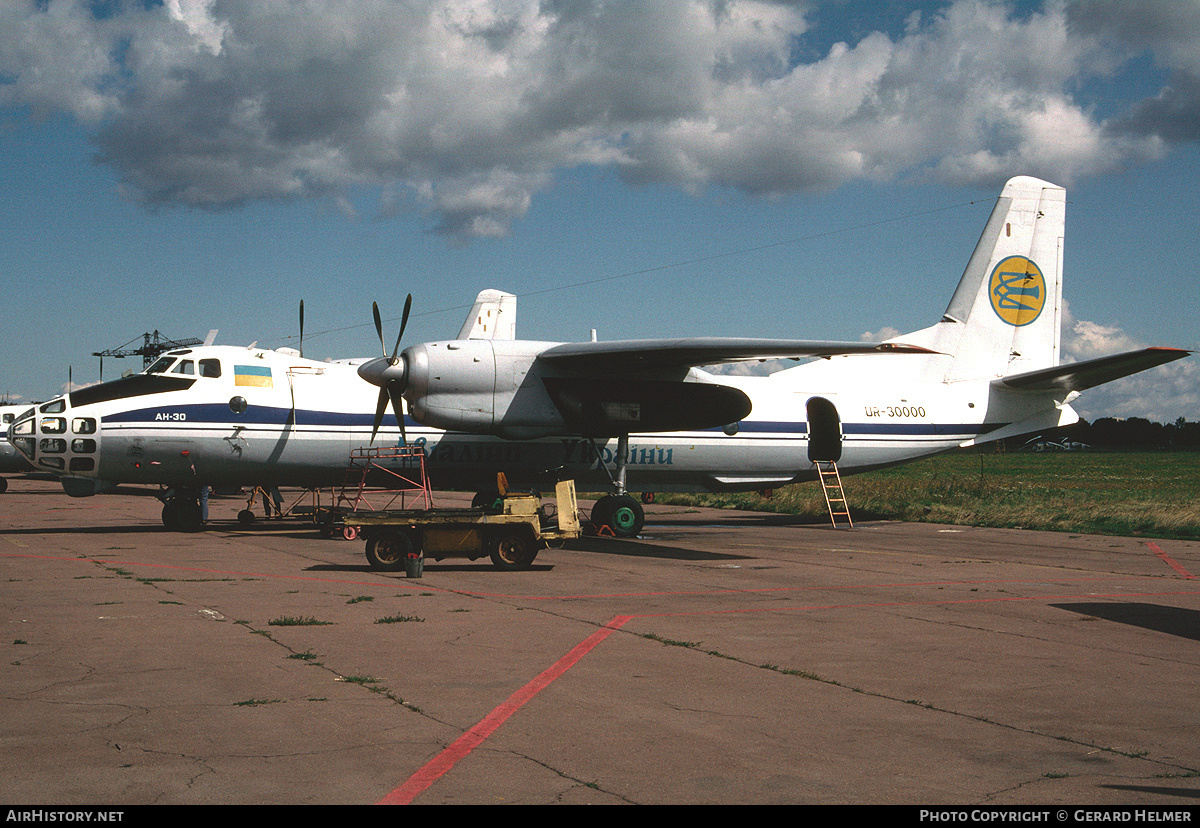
[[557, 438, 674, 467], [404, 436, 677, 469]]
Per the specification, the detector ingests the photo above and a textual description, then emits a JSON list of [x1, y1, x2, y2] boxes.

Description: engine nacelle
[[404, 340, 569, 439], [400, 339, 755, 439]]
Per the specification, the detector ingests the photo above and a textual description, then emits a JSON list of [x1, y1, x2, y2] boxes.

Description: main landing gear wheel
[[591, 494, 644, 538], [162, 497, 204, 532], [471, 489, 504, 513]]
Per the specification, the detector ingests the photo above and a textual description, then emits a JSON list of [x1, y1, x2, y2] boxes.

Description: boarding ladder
[[814, 460, 853, 528]]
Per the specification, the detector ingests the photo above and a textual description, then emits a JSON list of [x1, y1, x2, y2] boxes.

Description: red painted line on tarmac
[[378, 615, 633, 805], [376, 580, 1200, 804], [1143, 542, 1196, 579]]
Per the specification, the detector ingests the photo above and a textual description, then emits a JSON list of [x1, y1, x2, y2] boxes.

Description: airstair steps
[[814, 460, 853, 528]]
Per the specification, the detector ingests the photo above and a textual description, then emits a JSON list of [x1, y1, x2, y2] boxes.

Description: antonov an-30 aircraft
[[7, 176, 1189, 534]]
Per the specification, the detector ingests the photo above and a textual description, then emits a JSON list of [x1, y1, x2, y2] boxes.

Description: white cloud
[[2, 1, 1199, 237], [860, 326, 903, 343], [167, 0, 230, 55], [1059, 301, 1196, 421]]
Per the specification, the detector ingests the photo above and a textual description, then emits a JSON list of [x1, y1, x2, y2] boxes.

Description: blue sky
[[1, 0, 1197, 422]]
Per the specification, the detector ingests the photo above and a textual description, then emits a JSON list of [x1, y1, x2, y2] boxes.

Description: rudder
[[941, 176, 1065, 381]]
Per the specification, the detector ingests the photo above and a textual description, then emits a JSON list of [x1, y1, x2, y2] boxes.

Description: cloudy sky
[[1, 0, 1196, 421]]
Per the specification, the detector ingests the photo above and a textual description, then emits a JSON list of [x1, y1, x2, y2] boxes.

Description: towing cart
[[351, 480, 581, 577]]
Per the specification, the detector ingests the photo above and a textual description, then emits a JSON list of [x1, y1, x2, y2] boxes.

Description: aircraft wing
[[537, 337, 934, 370], [998, 347, 1191, 393]]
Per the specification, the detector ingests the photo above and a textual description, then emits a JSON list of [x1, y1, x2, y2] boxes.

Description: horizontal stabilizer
[[998, 347, 1190, 393], [539, 337, 934, 371]]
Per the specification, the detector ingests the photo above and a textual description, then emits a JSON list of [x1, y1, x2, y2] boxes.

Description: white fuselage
[[6, 344, 1054, 496]]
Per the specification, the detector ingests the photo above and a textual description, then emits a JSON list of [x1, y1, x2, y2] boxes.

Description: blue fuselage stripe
[[100, 405, 994, 441]]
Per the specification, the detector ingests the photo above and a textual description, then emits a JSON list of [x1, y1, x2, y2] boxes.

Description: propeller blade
[[393, 293, 413, 362], [370, 387, 389, 444], [298, 300, 305, 358], [372, 302, 386, 356], [386, 382, 407, 445]]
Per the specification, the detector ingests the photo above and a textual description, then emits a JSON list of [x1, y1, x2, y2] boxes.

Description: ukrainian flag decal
[[989, 255, 1046, 327], [234, 364, 273, 388]]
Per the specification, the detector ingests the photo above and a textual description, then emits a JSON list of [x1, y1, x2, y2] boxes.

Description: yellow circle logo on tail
[[989, 255, 1046, 327]]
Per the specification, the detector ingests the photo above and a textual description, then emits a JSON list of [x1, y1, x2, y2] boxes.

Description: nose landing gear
[[159, 488, 205, 531]]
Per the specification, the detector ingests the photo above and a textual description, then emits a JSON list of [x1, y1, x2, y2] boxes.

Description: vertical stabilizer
[[940, 176, 1065, 381], [458, 290, 517, 340]]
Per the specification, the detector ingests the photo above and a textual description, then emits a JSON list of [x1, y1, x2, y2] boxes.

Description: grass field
[[650, 450, 1200, 540]]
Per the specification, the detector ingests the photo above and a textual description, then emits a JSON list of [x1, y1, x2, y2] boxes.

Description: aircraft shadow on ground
[[304, 538, 748, 568], [566, 536, 749, 562], [643, 511, 822, 528], [303, 562, 555, 574], [2, 524, 172, 536], [1100, 784, 1200, 800], [1050, 602, 1200, 643]]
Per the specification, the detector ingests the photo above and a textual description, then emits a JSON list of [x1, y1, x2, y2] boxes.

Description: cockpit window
[[199, 359, 222, 378], [40, 400, 65, 414], [147, 357, 174, 374], [171, 360, 195, 375], [70, 374, 195, 408]]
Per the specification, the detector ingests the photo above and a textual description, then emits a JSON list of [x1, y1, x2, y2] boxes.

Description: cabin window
[[72, 438, 97, 454], [41, 417, 67, 434], [39, 438, 67, 454], [199, 359, 222, 378], [72, 418, 96, 434], [2, 414, 12, 425]]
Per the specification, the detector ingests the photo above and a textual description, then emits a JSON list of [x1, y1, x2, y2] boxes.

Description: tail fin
[[457, 289, 516, 340], [901, 176, 1065, 382]]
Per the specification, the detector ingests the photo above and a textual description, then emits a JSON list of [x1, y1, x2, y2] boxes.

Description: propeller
[[363, 294, 413, 444], [298, 300, 304, 358]]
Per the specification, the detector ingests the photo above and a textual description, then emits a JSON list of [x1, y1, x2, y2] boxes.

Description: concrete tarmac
[[1, 477, 1198, 805]]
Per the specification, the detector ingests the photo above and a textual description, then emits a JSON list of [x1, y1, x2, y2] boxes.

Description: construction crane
[[93, 331, 213, 380]]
